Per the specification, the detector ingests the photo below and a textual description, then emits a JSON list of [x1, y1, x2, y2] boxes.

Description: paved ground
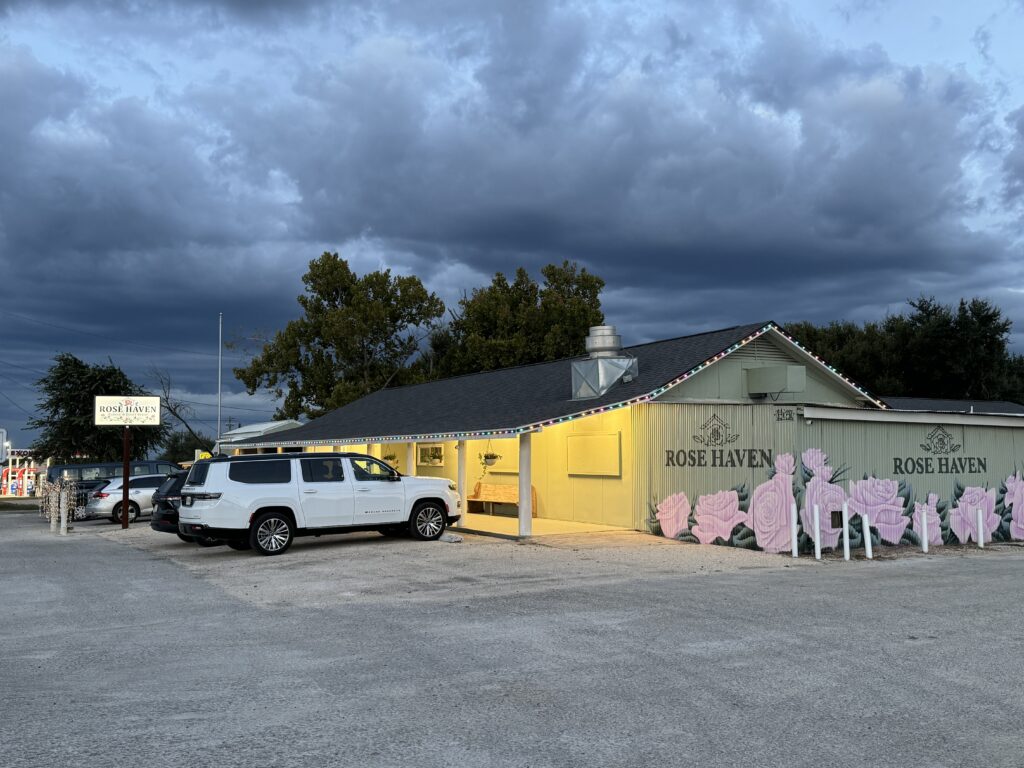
[[2, 510, 1023, 768]]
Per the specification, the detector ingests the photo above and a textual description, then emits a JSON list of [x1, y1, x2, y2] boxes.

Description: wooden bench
[[467, 482, 537, 517]]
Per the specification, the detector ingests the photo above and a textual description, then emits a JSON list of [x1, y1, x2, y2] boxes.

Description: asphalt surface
[[2, 510, 1023, 768]]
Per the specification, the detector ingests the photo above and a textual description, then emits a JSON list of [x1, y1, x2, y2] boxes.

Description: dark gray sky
[[2, 0, 1024, 446]]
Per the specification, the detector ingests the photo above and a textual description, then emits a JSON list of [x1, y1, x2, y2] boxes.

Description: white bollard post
[[842, 501, 850, 561], [976, 508, 985, 549], [863, 515, 873, 560], [790, 502, 799, 559], [921, 506, 929, 554], [813, 504, 822, 561], [49, 492, 58, 533]]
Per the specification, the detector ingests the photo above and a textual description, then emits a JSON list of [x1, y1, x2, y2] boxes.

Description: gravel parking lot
[[3, 509, 1023, 768]]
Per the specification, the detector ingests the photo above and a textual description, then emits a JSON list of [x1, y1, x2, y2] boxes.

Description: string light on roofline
[[246, 323, 883, 448]]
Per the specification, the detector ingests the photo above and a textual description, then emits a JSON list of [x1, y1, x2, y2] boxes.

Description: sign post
[[94, 396, 161, 530]]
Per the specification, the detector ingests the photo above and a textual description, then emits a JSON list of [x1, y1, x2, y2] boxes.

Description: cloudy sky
[[2, 0, 1024, 447]]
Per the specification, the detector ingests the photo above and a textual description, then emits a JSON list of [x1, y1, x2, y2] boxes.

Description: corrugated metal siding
[[633, 401, 1024, 532]]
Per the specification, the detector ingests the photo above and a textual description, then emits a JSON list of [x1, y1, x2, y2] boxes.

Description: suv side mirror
[[388, 474, 402, 482]]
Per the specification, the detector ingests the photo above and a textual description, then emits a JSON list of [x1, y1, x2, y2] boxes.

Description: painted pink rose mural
[[847, 477, 909, 545], [999, 472, 1024, 541], [655, 492, 691, 540], [949, 484, 999, 544], [650, 445, 1016, 553], [798, 449, 847, 549], [748, 453, 796, 553], [692, 489, 749, 545], [911, 493, 944, 547]]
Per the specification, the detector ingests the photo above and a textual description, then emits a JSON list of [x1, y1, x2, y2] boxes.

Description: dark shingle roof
[[239, 321, 774, 445], [882, 397, 1024, 415]]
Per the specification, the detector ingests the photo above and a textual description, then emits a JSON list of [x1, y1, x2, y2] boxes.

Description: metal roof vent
[[572, 325, 638, 400]]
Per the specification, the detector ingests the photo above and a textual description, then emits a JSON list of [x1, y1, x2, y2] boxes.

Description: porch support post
[[518, 431, 532, 538], [456, 440, 466, 527], [406, 442, 416, 476]]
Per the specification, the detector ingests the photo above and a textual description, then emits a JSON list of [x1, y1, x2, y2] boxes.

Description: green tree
[[423, 260, 605, 377], [29, 353, 167, 462], [234, 253, 445, 419], [786, 297, 1022, 401], [158, 430, 213, 463]]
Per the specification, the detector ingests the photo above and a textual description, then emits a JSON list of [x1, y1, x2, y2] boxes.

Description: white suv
[[178, 453, 462, 555]]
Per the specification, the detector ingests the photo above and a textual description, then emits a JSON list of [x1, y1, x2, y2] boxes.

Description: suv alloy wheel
[[409, 502, 446, 541], [250, 511, 295, 555]]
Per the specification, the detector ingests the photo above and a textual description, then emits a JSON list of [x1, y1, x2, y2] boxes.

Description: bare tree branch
[[149, 368, 214, 450]]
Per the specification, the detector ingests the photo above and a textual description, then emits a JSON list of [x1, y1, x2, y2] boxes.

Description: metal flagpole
[[217, 312, 223, 446]]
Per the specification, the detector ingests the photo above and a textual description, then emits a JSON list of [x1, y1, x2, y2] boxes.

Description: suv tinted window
[[350, 457, 397, 482], [130, 477, 163, 489], [186, 462, 210, 486], [300, 458, 345, 483], [229, 460, 291, 484]]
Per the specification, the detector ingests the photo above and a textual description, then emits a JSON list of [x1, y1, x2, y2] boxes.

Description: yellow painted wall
[[460, 410, 635, 528]]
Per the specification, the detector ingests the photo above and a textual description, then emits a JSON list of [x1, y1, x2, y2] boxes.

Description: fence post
[[790, 502, 799, 559], [842, 501, 850, 561], [976, 508, 985, 549], [863, 515, 873, 560], [921, 506, 929, 554], [813, 504, 822, 561]]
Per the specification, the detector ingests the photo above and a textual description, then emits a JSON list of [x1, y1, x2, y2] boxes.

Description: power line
[[0, 386, 34, 418], [175, 397, 278, 414], [0, 369, 40, 394], [0, 309, 248, 361], [0, 358, 47, 377]]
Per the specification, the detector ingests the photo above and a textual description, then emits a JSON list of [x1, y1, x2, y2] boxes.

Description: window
[[79, 467, 104, 481], [301, 458, 345, 483], [350, 457, 396, 482], [131, 465, 151, 476], [156, 476, 180, 495], [228, 460, 291, 484], [186, 462, 210, 487], [157, 463, 176, 474], [130, 477, 164, 489]]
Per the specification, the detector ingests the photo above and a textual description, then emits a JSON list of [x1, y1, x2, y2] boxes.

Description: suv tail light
[[93, 492, 110, 499], [182, 492, 222, 507]]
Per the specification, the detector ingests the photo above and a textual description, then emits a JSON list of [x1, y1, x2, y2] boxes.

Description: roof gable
[[237, 321, 884, 447]]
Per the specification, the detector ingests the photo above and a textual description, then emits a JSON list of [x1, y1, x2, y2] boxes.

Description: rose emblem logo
[[693, 415, 739, 447], [920, 426, 961, 455]]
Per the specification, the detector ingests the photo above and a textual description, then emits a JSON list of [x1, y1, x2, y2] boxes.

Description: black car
[[151, 470, 222, 546], [150, 471, 189, 538]]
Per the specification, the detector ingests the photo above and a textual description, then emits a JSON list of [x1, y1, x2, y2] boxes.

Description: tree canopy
[[29, 353, 167, 461], [158, 430, 213, 463], [786, 297, 1024, 402], [234, 253, 445, 419], [420, 260, 605, 378]]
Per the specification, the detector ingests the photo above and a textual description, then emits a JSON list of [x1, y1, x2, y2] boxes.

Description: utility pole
[[217, 312, 223, 445]]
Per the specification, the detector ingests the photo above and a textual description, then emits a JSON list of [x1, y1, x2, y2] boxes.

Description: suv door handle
[[357, 488, 371, 492], [302, 489, 317, 494]]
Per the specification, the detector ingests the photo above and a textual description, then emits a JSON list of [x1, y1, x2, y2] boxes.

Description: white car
[[83, 474, 167, 523], [178, 453, 462, 555]]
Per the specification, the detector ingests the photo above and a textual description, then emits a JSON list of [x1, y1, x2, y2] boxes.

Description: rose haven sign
[[94, 396, 161, 426]]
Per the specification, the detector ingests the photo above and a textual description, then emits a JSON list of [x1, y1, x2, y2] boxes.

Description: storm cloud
[[1, 0, 1023, 443]]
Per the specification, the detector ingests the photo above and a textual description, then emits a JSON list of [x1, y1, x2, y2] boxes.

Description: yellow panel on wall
[[566, 433, 621, 477]]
